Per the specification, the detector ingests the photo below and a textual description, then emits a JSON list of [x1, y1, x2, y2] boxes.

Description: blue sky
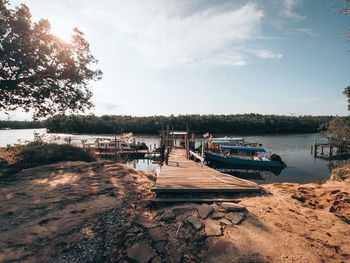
[[4, 0, 350, 120]]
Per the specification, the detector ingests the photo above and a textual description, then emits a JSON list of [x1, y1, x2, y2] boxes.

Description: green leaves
[[0, 1, 102, 118]]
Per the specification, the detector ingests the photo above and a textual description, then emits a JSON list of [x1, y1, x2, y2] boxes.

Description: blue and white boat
[[205, 145, 286, 169]]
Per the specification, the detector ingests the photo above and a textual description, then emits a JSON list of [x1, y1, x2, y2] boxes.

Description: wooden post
[[170, 128, 174, 151], [186, 125, 189, 159], [329, 142, 332, 160], [186, 137, 190, 159], [191, 132, 195, 151], [161, 144, 165, 165], [313, 139, 317, 158], [201, 141, 205, 164], [166, 125, 169, 150], [114, 136, 117, 162]]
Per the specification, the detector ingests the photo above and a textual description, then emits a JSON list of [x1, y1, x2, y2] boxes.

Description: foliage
[[343, 86, 350, 110], [44, 114, 333, 135], [331, 167, 347, 181], [16, 143, 95, 168], [0, 0, 102, 118], [334, 0, 350, 42], [321, 116, 350, 148], [2, 132, 95, 179], [0, 119, 44, 129]]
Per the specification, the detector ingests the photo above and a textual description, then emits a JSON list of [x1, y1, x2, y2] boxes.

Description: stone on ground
[[187, 216, 202, 230], [171, 204, 195, 216], [148, 227, 168, 242], [197, 204, 214, 219], [222, 203, 246, 212], [136, 215, 160, 229], [225, 212, 245, 225], [127, 241, 155, 263], [211, 212, 224, 219], [162, 210, 176, 221], [204, 219, 222, 236], [218, 218, 232, 225]]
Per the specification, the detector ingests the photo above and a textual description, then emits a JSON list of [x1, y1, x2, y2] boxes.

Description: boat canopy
[[211, 138, 244, 143], [220, 145, 265, 152]]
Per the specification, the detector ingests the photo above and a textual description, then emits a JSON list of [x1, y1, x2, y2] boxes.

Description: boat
[[85, 133, 148, 151], [205, 145, 286, 169]]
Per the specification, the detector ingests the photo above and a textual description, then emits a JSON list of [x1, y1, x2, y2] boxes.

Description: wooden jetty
[[152, 146, 261, 202], [310, 139, 348, 160]]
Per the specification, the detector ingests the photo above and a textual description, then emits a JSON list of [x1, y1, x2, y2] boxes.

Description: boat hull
[[205, 151, 284, 169]]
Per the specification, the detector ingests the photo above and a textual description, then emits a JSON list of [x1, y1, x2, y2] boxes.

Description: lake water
[[0, 128, 347, 184]]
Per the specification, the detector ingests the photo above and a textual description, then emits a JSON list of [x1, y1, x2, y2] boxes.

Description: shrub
[[331, 168, 347, 181], [1, 138, 96, 180], [16, 143, 96, 169]]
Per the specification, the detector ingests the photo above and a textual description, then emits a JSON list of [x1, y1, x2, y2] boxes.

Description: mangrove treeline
[[44, 114, 334, 135], [0, 120, 44, 129]]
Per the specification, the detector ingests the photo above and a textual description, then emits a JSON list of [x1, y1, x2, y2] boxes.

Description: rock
[[210, 203, 226, 212], [211, 212, 224, 219], [187, 216, 202, 230], [152, 256, 162, 263], [148, 227, 168, 242], [136, 215, 161, 229], [225, 212, 245, 225], [168, 248, 183, 263], [218, 218, 232, 225], [155, 241, 166, 253], [222, 203, 246, 212], [171, 204, 195, 216], [127, 241, 155, 263], [197, 204, 213, 219], [162, 210, 176, 221], [204, 219, 222, 236]]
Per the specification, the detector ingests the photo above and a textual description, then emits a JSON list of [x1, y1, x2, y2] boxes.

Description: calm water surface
[[0, 129, 347, 184]]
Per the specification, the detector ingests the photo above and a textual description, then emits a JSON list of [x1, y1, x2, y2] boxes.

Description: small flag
[[203, 132, 209, 138]]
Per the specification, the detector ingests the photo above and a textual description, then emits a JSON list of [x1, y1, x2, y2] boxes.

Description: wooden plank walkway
[[152, 148, 261, 195]]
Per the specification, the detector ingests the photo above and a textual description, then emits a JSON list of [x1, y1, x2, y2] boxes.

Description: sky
[[3, 0, 350, 120]]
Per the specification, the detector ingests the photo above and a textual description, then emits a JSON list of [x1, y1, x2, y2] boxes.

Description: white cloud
[[295, 28, 321, 37], [281, 0, 305, 20], [83, 0, 285, 68]]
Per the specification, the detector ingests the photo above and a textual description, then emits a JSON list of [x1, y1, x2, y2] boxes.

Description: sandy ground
[[0, 157, 349, 262]]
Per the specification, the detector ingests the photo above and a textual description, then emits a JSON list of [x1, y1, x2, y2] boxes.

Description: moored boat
[[85, 133, 148, 151], [205, 145, 286, 169]]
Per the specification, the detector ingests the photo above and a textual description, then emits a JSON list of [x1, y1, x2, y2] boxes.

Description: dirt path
[[0, 161, 349, 262]]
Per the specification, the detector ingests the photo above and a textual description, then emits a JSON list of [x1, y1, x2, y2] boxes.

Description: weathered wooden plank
[[153, 148, 260, 196], [150, 198, 242, 203]]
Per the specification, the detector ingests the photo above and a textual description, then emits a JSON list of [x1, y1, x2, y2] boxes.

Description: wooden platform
[[152, 148, 261, 199]]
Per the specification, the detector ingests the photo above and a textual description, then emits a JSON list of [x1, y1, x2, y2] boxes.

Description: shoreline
[[0, 156, 349, 262]]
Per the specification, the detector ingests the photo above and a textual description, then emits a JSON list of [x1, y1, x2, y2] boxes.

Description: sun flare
[[50, 20, 74, 43]]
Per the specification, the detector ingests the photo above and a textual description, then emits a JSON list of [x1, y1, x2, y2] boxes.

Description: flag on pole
[[203, 132, 209, 138]]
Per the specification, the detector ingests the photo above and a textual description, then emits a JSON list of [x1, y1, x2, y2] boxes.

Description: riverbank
[[0, 157, 349, 262]]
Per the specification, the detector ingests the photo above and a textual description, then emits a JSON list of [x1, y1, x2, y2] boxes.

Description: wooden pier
[[152, 147, 261, 202]]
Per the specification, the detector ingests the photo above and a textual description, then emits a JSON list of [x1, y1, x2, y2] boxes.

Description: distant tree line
[[43, 114, 334, 135], [0, 120, 44, 129]]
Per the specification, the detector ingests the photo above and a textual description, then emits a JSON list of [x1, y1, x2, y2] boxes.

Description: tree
[[0, 0, 102, 118], [334, 0, 350, 41], [323, 117, 350, 148], [343, 86, 350, 110], [335, 1, 350, 109]]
